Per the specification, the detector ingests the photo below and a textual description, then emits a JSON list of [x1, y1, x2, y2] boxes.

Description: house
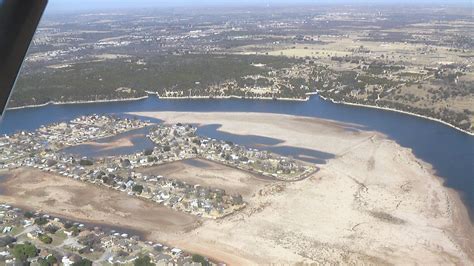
[[170, 248, 182, 256], [27, 229, 42, 239], [61, 256, 73, 266], [23, 220, 33, 227], [155, 253, 173, 263], [153, 243, 163, 252]]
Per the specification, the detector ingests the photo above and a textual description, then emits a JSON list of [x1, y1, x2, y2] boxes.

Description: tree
[[132, 184, 144, 194], [192, 254, 210, 266], [45, 225, 59, 234], [38, 234, 53, 244], [79, 159, 93, 166], [24, 211, 34, 219], [35, 217, 48, 226], [39, 254, 58, 266], [134, 255, 155, 266], [192, 138, 201, 145], [72, 258, 92, 266], [68, 226, 81, 236], [12, 242, 38, 262], [63, 221, 73, 229], [147, 156, 157, 163]]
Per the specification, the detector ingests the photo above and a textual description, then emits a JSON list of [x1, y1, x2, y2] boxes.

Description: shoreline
[[316, 93, 474, 136], [5, 92, 472, 136], [144, 90, 309, 102], [157, 95, 308, 101], [5, 95, 151, 111], [405, 148, 474, 257]]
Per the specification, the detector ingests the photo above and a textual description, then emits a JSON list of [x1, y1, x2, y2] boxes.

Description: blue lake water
[[196, 124, 335, 164], [0, 95, 473, 219]]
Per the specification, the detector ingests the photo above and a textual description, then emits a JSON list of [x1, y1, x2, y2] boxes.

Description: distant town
[[9, 5, 473, 133]]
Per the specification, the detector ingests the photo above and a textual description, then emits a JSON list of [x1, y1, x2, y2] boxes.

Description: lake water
[[196, 124, 335, 164], [1, 95, 473, 219]]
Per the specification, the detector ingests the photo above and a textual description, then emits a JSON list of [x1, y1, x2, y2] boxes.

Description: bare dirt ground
[[129, 111, 474, 265], [0, 169, 199, 235], [135, 159, 271, 197], [82, 133, 140, 151]]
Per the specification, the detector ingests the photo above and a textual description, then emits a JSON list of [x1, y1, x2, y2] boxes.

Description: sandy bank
[[129, 111, 474, 265]]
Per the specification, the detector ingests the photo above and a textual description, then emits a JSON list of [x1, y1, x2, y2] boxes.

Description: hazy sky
[[46, 0, 472, 13]]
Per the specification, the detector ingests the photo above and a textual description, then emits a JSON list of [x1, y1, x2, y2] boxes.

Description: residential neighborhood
[[0, 204, 212, 265], [0, 115, 315, 219]]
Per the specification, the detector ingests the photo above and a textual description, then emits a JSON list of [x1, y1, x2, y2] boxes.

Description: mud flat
[[77, 134, 137, 152], [128, 111, 474, 265]]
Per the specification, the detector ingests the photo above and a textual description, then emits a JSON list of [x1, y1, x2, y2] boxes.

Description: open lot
[[135, 158, 272, 197], [0, 169, 199, 236]]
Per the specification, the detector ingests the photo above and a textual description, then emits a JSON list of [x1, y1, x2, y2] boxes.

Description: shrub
[[38, 234, 53, 244]]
